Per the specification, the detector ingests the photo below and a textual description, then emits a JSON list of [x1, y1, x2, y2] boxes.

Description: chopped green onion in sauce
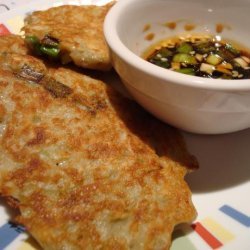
[[144, 36, 250, 79]]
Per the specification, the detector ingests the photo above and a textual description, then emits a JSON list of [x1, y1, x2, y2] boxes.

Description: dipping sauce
[[144, 36, 250, 79]]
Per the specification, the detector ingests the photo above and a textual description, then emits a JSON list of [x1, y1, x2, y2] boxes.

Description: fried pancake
[[0, 34, 28, 55], [22, 3, 114, 71], [0, 36, 197, 250]]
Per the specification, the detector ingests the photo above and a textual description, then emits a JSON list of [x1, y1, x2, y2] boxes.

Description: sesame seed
[[241, 56, 250, 63], [161, 58, 168, 62], [232, 70, 239, 77]]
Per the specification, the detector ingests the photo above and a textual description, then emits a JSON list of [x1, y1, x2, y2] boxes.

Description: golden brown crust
[[0, 36, 197, 250], [0, 34, 28, 55], [23, 3, 114, 71]]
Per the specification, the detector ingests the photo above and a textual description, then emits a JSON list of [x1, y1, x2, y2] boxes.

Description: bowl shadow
[[183, 128, 250, 193]]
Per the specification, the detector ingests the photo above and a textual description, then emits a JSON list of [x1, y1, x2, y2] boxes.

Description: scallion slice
[[173, 53, 197, 64]]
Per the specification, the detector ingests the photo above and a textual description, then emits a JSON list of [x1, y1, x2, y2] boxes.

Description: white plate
[[0, 1, 249, 249]]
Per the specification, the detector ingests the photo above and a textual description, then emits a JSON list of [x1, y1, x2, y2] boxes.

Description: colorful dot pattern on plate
[[0, 0, 250, 249]]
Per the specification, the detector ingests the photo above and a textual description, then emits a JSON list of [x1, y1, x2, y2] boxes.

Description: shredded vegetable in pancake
[[0, 35, 197, 250]]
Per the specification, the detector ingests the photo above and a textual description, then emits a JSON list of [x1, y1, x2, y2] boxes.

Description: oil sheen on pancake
[[0, 35, 198, 250], [22, 3, 114, 71]]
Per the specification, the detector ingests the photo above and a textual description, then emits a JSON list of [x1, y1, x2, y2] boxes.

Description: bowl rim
[[104, 0, 250, 91]]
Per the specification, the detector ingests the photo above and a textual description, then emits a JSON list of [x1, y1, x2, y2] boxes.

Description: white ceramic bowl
[[104, 0, 250, 134]]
